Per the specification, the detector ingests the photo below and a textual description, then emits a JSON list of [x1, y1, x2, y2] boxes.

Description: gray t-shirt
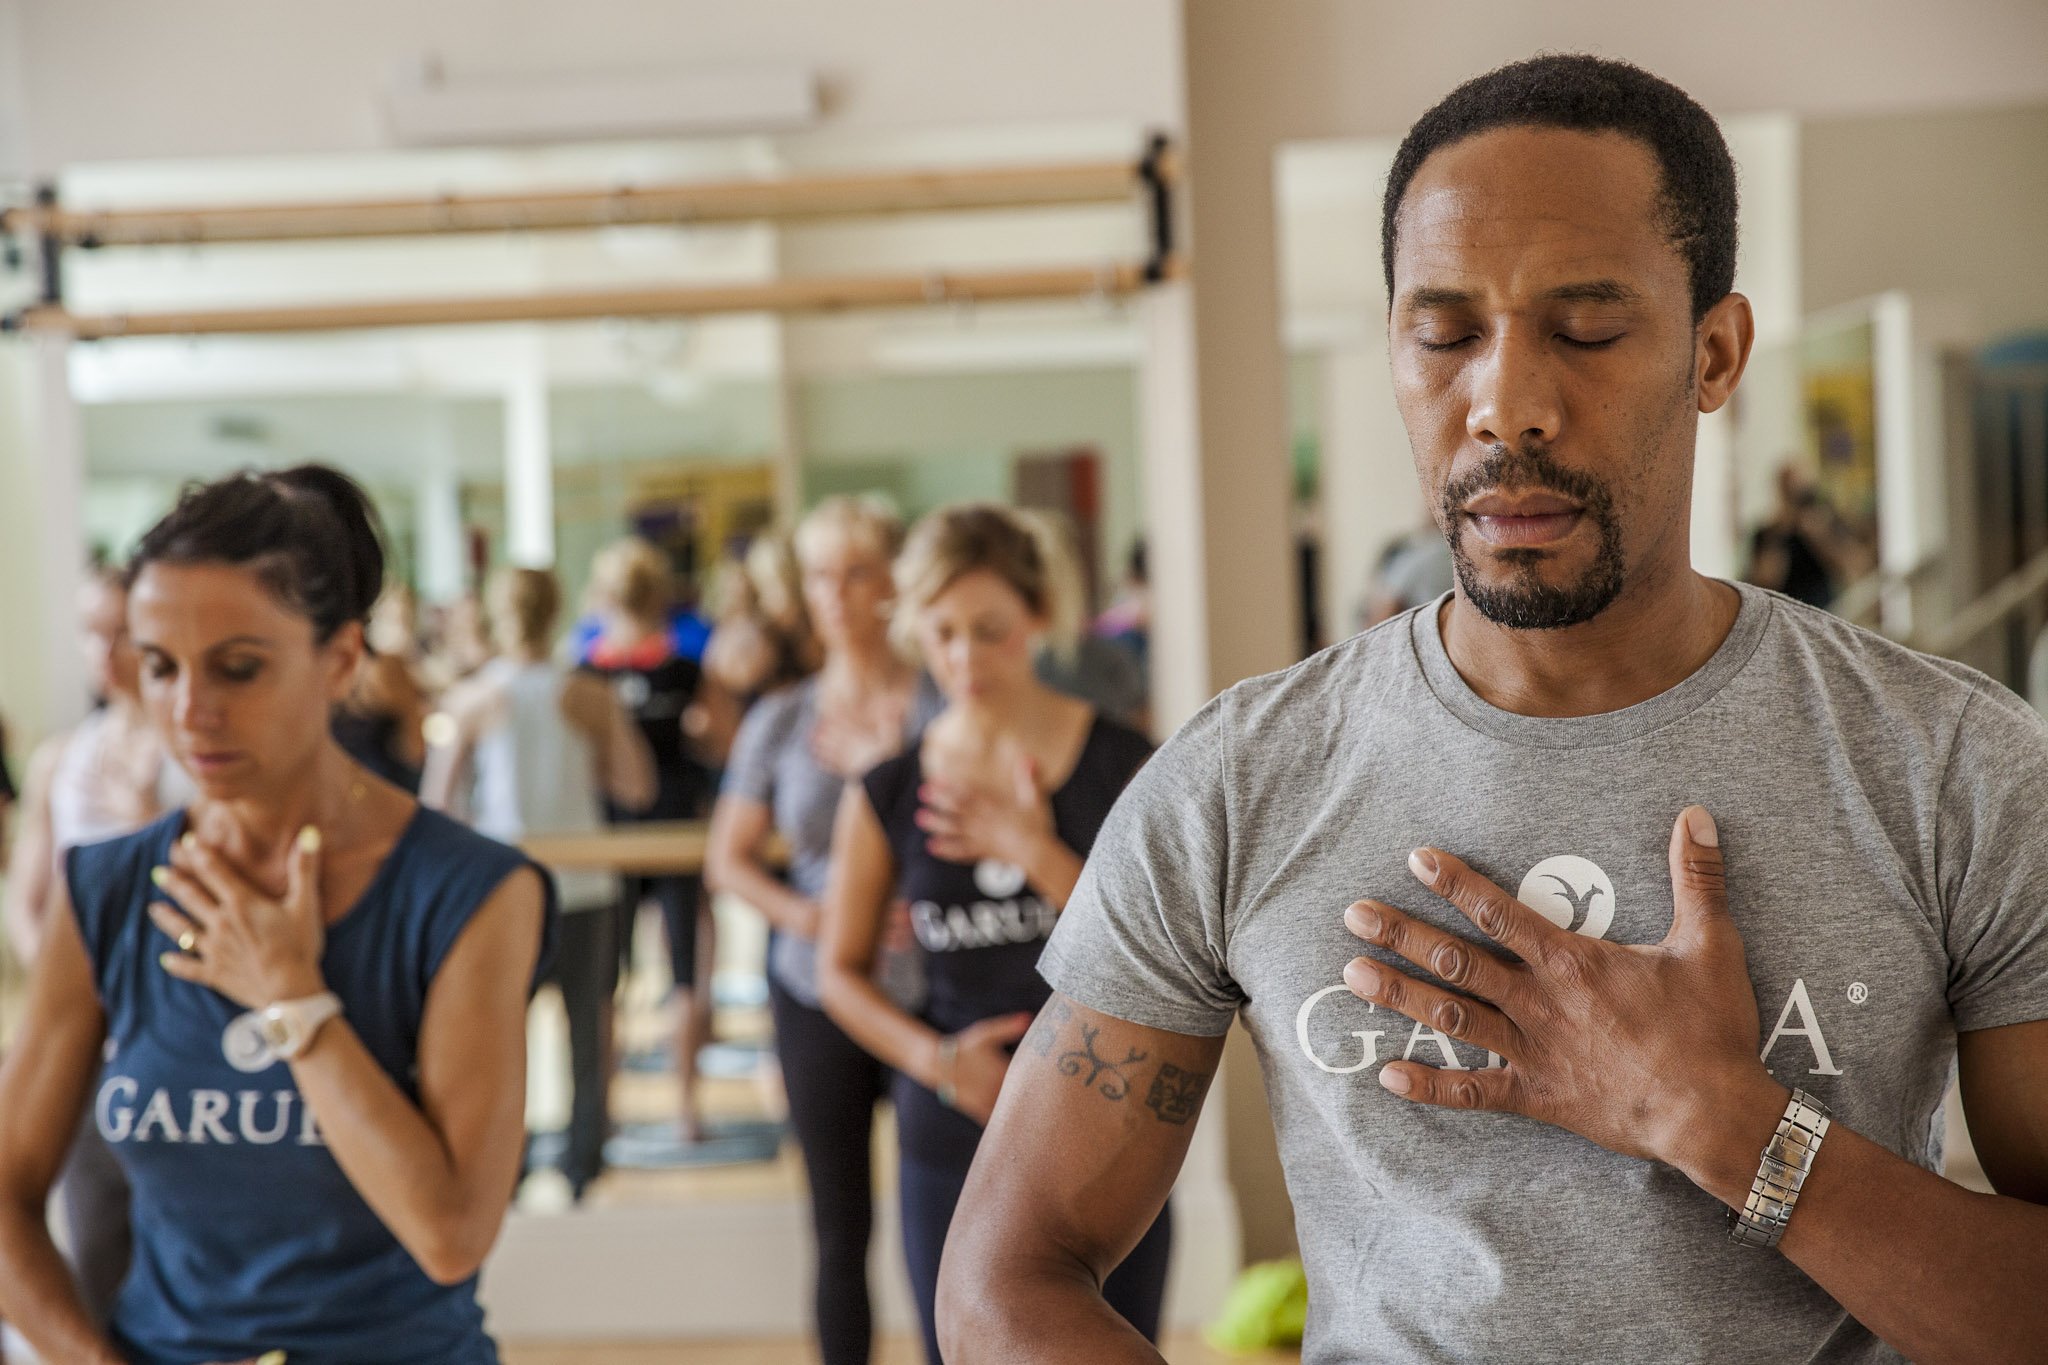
[[722, 673, 940, 1008], [1039, 583, 2048, 1364]]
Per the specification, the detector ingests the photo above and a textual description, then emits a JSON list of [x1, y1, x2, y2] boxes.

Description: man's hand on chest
[[1340, 803, 1788, 1191]]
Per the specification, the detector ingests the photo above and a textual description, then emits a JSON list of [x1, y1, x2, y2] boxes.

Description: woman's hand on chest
[[148, 824, 333, 1009]]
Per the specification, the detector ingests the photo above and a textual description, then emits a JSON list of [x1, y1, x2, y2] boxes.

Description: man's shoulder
[[1217, 607, 1425, 729], [1753, 586, 2024, 735]]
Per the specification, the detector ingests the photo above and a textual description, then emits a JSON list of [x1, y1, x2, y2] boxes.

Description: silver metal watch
[[258, 992, 344, 1061], [1729, 1087, 1831, 1248]]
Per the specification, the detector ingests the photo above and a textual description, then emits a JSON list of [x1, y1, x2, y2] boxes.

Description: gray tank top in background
[[722, 674, 939, 1009], [468, 658, 618, 912]]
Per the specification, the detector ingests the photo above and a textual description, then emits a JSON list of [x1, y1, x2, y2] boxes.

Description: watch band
[[1729, 1087, 1831, 1249], [261, 991, 343, 1061]]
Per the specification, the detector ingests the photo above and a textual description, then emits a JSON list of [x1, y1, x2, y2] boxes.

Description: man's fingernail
[[1684, 806, 1718, 848], [298, 825, 322, 853], [179, 832, 197, 852], [1344, 959, 1381, 994], [1347, 903, 1383, 938], [257, 1352, 289, 1365], [1379, 1067, 1413, 1095], [158, 952, 177, 971], [1408, 849, 1439, 881], [150, 866, 168, 888]]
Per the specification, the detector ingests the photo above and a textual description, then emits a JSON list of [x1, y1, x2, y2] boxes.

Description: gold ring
[[177, 929, 198, 954]]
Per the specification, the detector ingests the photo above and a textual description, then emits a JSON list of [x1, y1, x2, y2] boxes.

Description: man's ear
[[1696, 292, 1755, 415]]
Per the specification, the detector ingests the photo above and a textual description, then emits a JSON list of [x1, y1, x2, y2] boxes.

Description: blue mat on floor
[[605, 1118, 785, 1169], [529, 1118, 786, 1171], [621, 1037, 765, 1079]]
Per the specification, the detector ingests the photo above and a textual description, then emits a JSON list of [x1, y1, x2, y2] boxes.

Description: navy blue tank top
[[863, 715, 1151, 1164], [68, 806, 557, 1365]]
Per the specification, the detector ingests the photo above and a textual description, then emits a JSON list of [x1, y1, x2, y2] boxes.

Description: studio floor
[[502, 1333, 1290, 1364]]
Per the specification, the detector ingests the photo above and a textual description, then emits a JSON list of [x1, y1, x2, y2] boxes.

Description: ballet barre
[[519, 822, 786, 875]]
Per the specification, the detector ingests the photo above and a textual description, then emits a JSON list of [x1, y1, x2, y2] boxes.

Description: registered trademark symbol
[[1847, 982, 1869, 1005]]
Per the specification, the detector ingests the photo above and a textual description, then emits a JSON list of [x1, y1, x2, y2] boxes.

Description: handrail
[[1911, 548, 2048, 658]]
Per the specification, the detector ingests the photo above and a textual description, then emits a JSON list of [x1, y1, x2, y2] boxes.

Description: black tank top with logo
[[862, 713, 1151, 1161]]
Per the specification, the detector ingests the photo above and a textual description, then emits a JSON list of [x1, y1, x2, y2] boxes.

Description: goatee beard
[[1441, 443, 1626, 630]]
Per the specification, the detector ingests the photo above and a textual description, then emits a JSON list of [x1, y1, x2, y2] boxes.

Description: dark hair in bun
[[126, 464, 386, 644]]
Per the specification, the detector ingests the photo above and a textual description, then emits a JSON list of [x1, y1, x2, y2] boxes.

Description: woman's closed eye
[[214, 656, 265, 684]]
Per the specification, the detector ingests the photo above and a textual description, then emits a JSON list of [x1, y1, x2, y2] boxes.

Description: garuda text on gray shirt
[[1040, 583, 2048, 1365]]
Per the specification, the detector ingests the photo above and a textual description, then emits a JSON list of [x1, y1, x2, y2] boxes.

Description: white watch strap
[[265, 991, 343, 1060]]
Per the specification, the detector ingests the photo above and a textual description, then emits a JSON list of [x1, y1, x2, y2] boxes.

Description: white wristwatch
[[258, 992, 344, 1061]]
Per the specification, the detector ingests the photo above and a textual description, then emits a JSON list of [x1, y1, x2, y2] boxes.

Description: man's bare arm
[[938, 994, 1227, 1364], [1746, 1018, 2048, 1364]]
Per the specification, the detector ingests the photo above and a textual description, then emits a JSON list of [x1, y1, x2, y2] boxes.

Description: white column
[[34, 338, 87, 727], [504, 339, 555, 569], [416, 407, 466, 602]]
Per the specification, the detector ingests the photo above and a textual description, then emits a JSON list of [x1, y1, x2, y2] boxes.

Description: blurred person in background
[[706, 496, 936, 1365], [817, 503, 1169, 1365], [1361, 515, 1457, 629], [0, 465, 551, 1365], [1745, 461, 1873, 610], [583, 537, 718, 1143], [421, 566, 655, 1202], [1091, 539, 1150, 704], [419, 590, 495, 695], [330, 584, 432, 794], [1026, 512, 1149, 734], [694, 533, 821, 763], [2, 568, 196, 1341], [0, 715, 16, 872]]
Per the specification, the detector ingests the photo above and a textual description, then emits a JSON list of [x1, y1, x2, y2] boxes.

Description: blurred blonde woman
[[817, 503, 1168, 1364], [693, 533, 820, 763], [582, 538, 717, 1141], [706, 497, 934, 1365], [421, 567, 655, 1199]]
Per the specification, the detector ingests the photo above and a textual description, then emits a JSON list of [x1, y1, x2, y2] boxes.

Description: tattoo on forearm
[[1025, 998, 1074, 1058], [1144, 1063, 1212, 1125], [1057, 1024, 1149, 1100]]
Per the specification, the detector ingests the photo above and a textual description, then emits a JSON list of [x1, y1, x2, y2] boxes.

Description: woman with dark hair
[[818, 502, 1170, 1364], [0, 465, 553, 1365], [582, 537, 716, 1142]]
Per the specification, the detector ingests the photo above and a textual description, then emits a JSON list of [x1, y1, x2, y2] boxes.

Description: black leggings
[[538, 906, 620, 1189], [622, 875, 706, 988], [896, 1097, 1173, 1364], [769, 973, 893, 1365]]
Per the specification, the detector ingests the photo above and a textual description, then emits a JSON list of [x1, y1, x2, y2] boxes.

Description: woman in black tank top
[[817, 504, 1169, 1364]]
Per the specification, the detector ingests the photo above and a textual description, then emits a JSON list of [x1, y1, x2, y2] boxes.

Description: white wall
[[1801, 103, 2048, 345], [3, 0, 1181, 174], [1165, 0, 2048, 146]]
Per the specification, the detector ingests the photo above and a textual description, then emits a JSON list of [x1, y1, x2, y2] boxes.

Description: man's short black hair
[[1381, 53, 1738, 321]]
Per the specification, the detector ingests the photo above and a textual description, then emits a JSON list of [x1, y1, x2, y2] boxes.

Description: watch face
[[223, 1012, 281, 1074], [260, 1014, 294, 1051]]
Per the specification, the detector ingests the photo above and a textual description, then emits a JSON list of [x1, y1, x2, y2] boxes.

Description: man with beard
[[936, 55, 2048, 1363]]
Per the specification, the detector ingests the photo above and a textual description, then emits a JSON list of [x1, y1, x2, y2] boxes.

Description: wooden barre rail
[[1, 156, 1171, 248], [7, 259, 1176, 340], [519, 821, 789, 876]]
